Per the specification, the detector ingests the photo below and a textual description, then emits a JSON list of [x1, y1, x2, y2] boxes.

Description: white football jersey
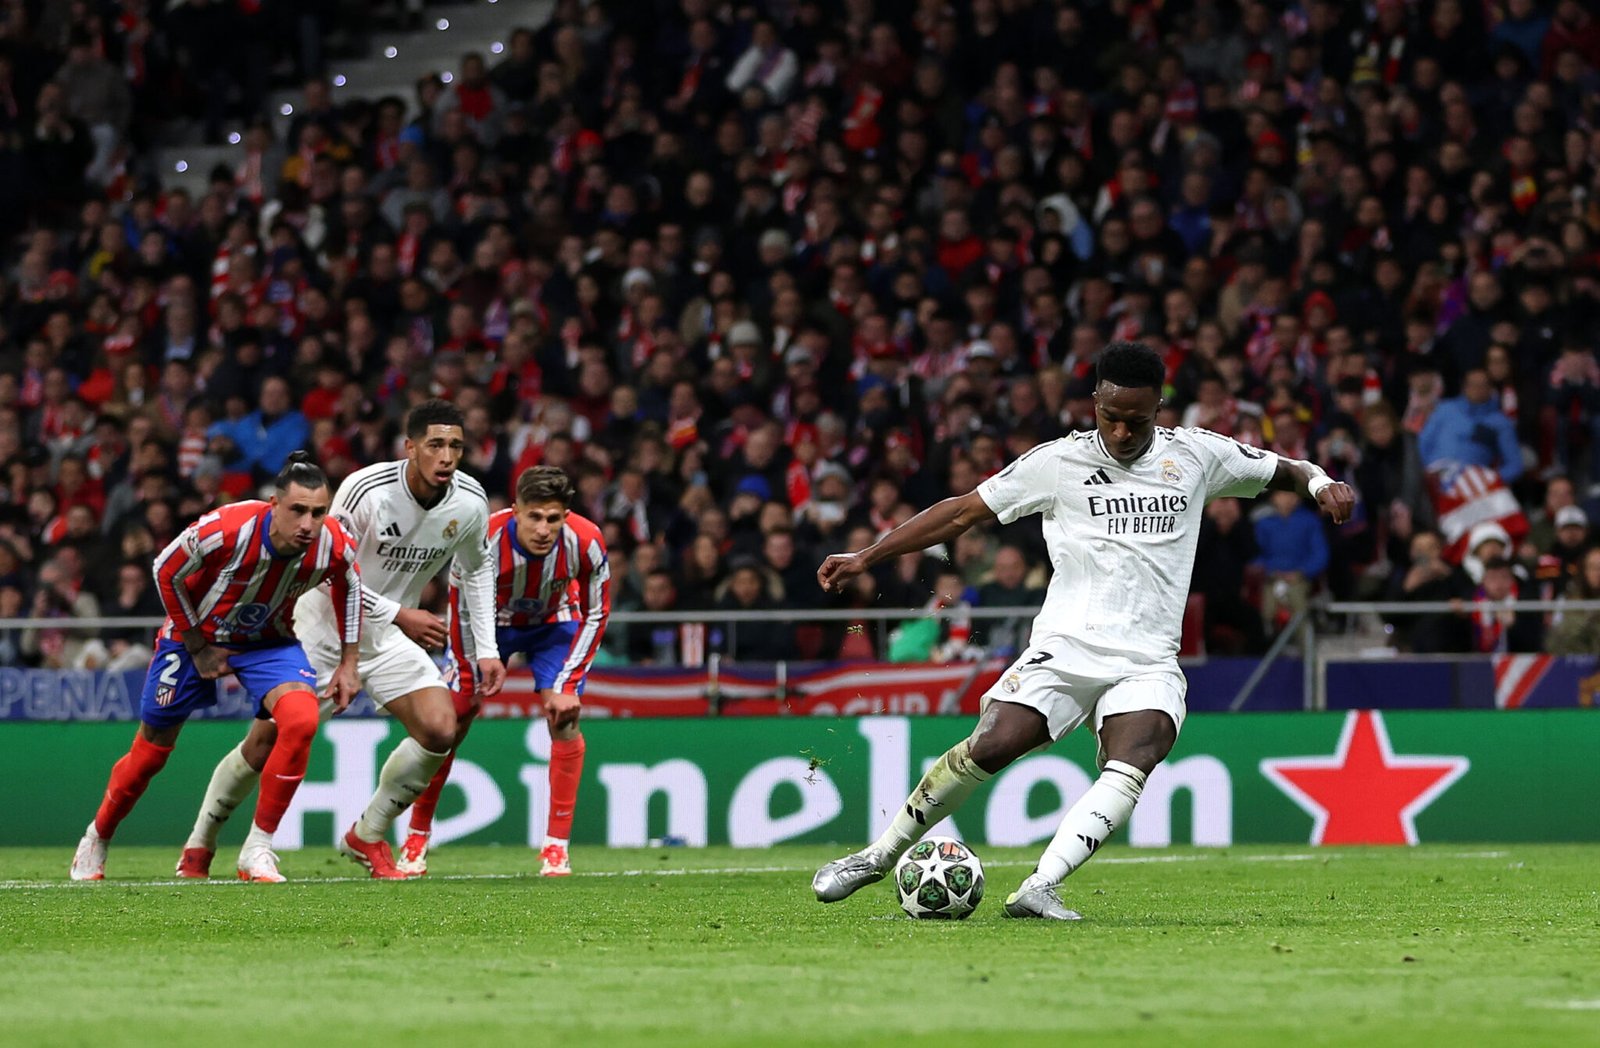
[[295, 459, 499, 660], [977, 427, 1279, 662]]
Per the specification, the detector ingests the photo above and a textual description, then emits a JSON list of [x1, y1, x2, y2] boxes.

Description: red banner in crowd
[[721, 661, 1005, 717], [1428, 462, 1529, 563], [475, 660, 1009, 720]]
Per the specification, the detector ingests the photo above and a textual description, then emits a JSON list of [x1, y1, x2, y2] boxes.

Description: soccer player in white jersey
[[176, 400, 508, 880], [812, 342, 1355, 918]]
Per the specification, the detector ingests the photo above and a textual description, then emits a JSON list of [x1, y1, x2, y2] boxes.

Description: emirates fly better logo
[[1260, 711, 1470, 845]]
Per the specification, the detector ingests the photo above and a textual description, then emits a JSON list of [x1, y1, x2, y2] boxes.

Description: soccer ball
[[893, 836, 985, 920]]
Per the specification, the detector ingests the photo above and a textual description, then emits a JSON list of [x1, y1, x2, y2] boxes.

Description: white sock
[[355, 737, 449, 844], [867, 739, 990, 865], [185, 745, 260, 850], [543, 836, 569, 849], [1028, 760, 1147, 888], [242, 822, 274, 854]]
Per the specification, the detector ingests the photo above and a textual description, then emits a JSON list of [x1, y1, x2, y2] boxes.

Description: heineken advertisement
[[13, 710, 1600, 848]]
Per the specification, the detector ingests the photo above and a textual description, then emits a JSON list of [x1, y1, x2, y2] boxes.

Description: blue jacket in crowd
[[1418, 396, 1524, 482], [208, 410, 311, 477], [1254, 505, 1330, 578]]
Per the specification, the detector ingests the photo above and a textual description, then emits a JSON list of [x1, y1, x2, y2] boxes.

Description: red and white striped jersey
[[449, 510, 611, 689], [153, 501, 362, 647]]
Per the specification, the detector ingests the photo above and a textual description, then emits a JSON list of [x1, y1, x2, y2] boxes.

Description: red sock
[[547, 733, 586, 841], [95, 733, 174, 839], [407, 751, 456, 836], [252, 690, 319, 833]]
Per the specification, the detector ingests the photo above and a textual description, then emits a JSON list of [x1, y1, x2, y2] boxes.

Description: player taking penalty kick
[[177, 401, 506, 880], [71, 454, 362, 881], [399, 466, 611, 877], [812, 341, 1355, 918]]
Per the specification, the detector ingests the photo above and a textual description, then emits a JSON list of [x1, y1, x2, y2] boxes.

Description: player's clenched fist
[[818, 552, 869, 593], [1314, 481, 1357, 526]]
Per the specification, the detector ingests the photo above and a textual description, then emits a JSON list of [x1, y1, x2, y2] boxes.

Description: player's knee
[[967, 731, 1029, 775], [137, 721, 182, 748], [271, 690, 320, 747], [1102, 744, 1165, 776], [1100, 730, 1175, 776], [968, 703, 1050, 774], [414, 707, 457, 753]]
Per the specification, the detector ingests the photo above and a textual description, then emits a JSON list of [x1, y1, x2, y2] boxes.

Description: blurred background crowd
[[2, 0, 1600, 672]]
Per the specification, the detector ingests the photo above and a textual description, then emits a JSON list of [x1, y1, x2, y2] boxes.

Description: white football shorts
[[302, 625, 448, 716], [982, 631, 1187, 753]]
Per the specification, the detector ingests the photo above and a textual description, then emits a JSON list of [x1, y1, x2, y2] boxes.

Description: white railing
[[1323, 600, 1600, 614]]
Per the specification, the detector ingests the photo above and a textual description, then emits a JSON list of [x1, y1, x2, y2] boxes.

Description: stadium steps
[[153, 0, 552, 197]]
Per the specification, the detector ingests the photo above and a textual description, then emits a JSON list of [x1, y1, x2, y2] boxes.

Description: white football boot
[[69, 822, 108, 881], [237, 839, 287, 883]]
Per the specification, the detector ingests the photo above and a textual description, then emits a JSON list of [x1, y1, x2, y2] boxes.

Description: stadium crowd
[[3, 0, 1600, 671]]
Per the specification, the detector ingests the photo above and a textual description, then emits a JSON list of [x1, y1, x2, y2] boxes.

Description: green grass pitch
[[3, 844, 1598, 1046]]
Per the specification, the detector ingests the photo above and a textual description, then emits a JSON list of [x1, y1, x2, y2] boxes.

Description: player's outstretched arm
[[818, 490, 996, 594], [1267, 457, 1356, 525]]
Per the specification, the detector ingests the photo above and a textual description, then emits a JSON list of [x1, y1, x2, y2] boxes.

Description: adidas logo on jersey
[[1082, 469, 1114, 486], [381, 522, 403, 538]]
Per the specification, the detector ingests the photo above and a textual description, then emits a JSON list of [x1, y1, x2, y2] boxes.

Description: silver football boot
[[812, 850, 889, 902], [1003, 882, 1084, 921]]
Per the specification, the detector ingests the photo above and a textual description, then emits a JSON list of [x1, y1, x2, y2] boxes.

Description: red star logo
[[1260, 711, 1470, 845]]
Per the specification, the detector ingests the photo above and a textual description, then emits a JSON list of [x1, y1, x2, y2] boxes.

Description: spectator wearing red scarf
[[433, 52, 507, 146], [1470, 559, 1543, 652]]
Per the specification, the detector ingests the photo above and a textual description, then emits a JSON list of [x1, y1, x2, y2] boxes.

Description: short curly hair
[[405, 398, 466, 438], [1096, 340, 1165, 393]]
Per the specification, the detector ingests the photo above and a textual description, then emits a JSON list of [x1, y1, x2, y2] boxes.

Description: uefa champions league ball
[[893, 836, 985, 919]]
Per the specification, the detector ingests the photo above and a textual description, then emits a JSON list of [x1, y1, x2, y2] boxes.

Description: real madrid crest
[[1160, 459, 1182, 484], [1001, 672, 1021, 694], [443, 519, 460, 539]]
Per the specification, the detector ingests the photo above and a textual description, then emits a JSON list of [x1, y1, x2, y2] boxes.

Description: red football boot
[[175, 847, 214, 879], [337, 825, 408, 880]]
